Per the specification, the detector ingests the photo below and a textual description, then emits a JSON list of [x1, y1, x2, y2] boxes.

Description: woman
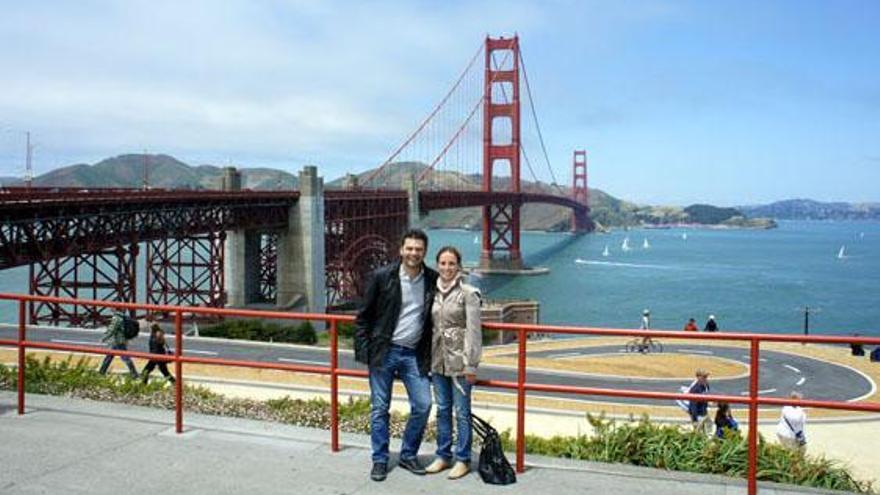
[[141, 324, 175, 384], [776, 391, 807, 451], [425, 246, 482, 480], [714, 402, 739, 438]]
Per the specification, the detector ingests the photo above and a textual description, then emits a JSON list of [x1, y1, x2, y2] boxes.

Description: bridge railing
[[2, 293, 880, 495]]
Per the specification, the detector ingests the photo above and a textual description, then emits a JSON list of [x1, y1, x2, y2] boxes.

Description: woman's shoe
[[424, 458, 450, 474], [447, 461, 470, 480]]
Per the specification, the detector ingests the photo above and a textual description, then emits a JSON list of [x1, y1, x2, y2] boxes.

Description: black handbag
[[471, 414, 517, 485]]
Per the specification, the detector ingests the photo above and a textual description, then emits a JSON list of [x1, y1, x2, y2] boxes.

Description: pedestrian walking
[[98, 310, 140, 378], [141, 324, 175, 384], [355, 229, 438, 482]]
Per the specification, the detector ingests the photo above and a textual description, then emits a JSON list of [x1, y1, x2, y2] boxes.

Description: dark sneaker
[[398, 457, 426, 475], [370, 462, 387, 482]]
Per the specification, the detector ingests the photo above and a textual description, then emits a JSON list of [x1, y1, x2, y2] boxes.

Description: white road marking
[[184, 349, 218, 356], [51, 339, 99, 346], [278, 357, 327, 366], [548, 352, 582, 359], [676, 349, 714, 355], [796, 377, 806, 386], [783, 364, 801, 373], [739, 388, 777, 395], [741, 355, 768, 362]]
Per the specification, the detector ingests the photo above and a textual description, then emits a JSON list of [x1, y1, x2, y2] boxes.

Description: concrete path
[[0, 392, 851, 495]]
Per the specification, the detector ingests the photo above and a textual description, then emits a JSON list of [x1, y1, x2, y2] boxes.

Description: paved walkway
[[0, 392, 850, 495]]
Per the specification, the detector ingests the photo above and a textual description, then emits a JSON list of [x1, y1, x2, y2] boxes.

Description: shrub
[[201, 319, 318, 345]]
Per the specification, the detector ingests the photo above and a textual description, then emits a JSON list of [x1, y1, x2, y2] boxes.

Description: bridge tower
[[480, 35, 523, 270], [571, 150, 591, 232]]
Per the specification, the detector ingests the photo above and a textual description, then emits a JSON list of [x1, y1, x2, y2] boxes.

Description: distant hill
[[25, 154, 298, 190], [7, 153, 781, 230], [740, 199, 880, 221]]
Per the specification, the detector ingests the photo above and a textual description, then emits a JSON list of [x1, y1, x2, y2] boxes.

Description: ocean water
[[1, 221, 877, 336]]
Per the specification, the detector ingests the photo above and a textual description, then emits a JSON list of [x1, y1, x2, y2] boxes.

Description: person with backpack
[[141, 324, 175, 384], [98, 310, 140, 378], [776, 391, 807, 451]]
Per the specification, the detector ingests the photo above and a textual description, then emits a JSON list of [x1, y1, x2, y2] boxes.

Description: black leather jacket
[[354, 261, 438, 375]]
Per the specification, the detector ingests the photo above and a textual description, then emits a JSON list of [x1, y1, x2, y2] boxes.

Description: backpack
[[471, 414, 516, 485], [121, 314, 140, 339], [871, 347, 880, 363]]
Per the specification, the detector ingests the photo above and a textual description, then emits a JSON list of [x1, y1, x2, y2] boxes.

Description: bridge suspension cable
[[519, 50, 568, 197], [365, 41, 484, 187]]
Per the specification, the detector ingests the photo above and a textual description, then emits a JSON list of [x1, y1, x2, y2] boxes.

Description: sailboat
[[473, 235, 479, 244], [837, 245, 846, 259], [602, 245, 610, 257], [643, 238, 650, 249], [682, 232, 688, 241], [621, 237, 631, 252]]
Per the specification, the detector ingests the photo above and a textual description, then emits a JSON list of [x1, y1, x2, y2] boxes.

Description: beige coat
[[430, 275, 482, 376]]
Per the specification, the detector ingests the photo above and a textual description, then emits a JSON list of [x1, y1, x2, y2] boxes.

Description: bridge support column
[[404, 172, 421, 229], [571, 150, 593, 233], [277, 165, 326, 314], [223, 167, 262, 307]]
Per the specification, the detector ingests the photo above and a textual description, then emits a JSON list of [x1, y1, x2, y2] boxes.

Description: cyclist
[[639, 309, 651, 352]]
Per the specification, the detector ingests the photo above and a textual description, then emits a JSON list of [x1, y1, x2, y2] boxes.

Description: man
[[98, 311, 140, 378], [687, 369, 711, 430], [639, 309, 651, 352], [704, 314, 718, 332], [683, 318, 699, 332], [355, 229, 439, 482]]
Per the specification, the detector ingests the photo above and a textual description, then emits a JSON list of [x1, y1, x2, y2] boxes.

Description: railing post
[[748, 338, 760, 495], [174, 310, 184, 434], [17, 300, 26, 415], [516, 326, 527, 473], [330, 319, 340, 452]]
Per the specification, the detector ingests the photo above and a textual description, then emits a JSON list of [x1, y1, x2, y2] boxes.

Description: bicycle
[[625, 337, 663, 354]]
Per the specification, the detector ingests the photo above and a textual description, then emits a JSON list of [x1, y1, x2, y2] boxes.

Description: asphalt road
[[1, 324, 873, 407]]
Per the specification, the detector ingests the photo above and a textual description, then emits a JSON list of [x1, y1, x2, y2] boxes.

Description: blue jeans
[[432, 374, 473, 463], [369, 344, 432, 464], [98, 342, 139, 378]]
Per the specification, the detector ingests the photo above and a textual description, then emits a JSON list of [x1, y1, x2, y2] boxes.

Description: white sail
[[473, 235, 479, 244], [643, 238, 650, 249], [682, 233, 688, 241], [837, 245, 846, 259], [602, 245, 610, 257], [621, 237, 631, 251]]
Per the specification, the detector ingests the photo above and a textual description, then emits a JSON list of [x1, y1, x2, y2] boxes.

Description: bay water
[[0, 220, 877, 337]]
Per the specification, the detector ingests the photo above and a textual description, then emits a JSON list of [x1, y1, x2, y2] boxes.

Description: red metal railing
[[2, 293, 880, 495]]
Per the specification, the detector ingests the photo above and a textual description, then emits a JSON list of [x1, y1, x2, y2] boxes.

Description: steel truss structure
[[324, 190, 408, 308], [29, 243, 137, 326], [145, 233, 225, 321], [258, 232, 278, 303]]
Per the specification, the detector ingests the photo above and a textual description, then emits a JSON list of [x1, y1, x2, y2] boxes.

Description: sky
[[0, 0, 878, 206]]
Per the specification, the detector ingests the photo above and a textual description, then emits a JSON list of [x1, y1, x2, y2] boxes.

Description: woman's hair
[[790, 391, 803, 400], [714, 401, 731, 426], [436, 245, 462, 265], [150, 323, 162, 334]]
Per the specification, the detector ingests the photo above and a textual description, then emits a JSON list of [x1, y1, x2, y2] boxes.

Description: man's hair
[[400, 228, 429, 248]]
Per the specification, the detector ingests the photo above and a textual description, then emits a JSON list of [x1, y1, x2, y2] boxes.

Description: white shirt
[[776, 405, 806, 439]]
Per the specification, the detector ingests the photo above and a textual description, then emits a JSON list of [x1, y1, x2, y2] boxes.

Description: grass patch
[[201, 319, 317, 345]]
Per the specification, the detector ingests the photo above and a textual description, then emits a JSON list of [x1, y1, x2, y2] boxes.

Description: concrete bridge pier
[[276, 165, 326, 315], [223, 167, 262, 307], [404, 171, 421, 229]]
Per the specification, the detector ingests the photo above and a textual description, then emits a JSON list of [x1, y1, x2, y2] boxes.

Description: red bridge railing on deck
[[2, 293, 879, 495]]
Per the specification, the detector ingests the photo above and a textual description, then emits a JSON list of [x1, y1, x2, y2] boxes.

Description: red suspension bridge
[[0, 35, 592, 326]]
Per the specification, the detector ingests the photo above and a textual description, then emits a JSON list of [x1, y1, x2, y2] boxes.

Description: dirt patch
[[486, 353, 747, 380]]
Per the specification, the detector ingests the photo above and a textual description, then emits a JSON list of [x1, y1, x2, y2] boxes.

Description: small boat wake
[[575, 259, 670, 269]]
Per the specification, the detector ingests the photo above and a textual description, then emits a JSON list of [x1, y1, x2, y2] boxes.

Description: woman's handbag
[[471, 414, 516, 485]]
